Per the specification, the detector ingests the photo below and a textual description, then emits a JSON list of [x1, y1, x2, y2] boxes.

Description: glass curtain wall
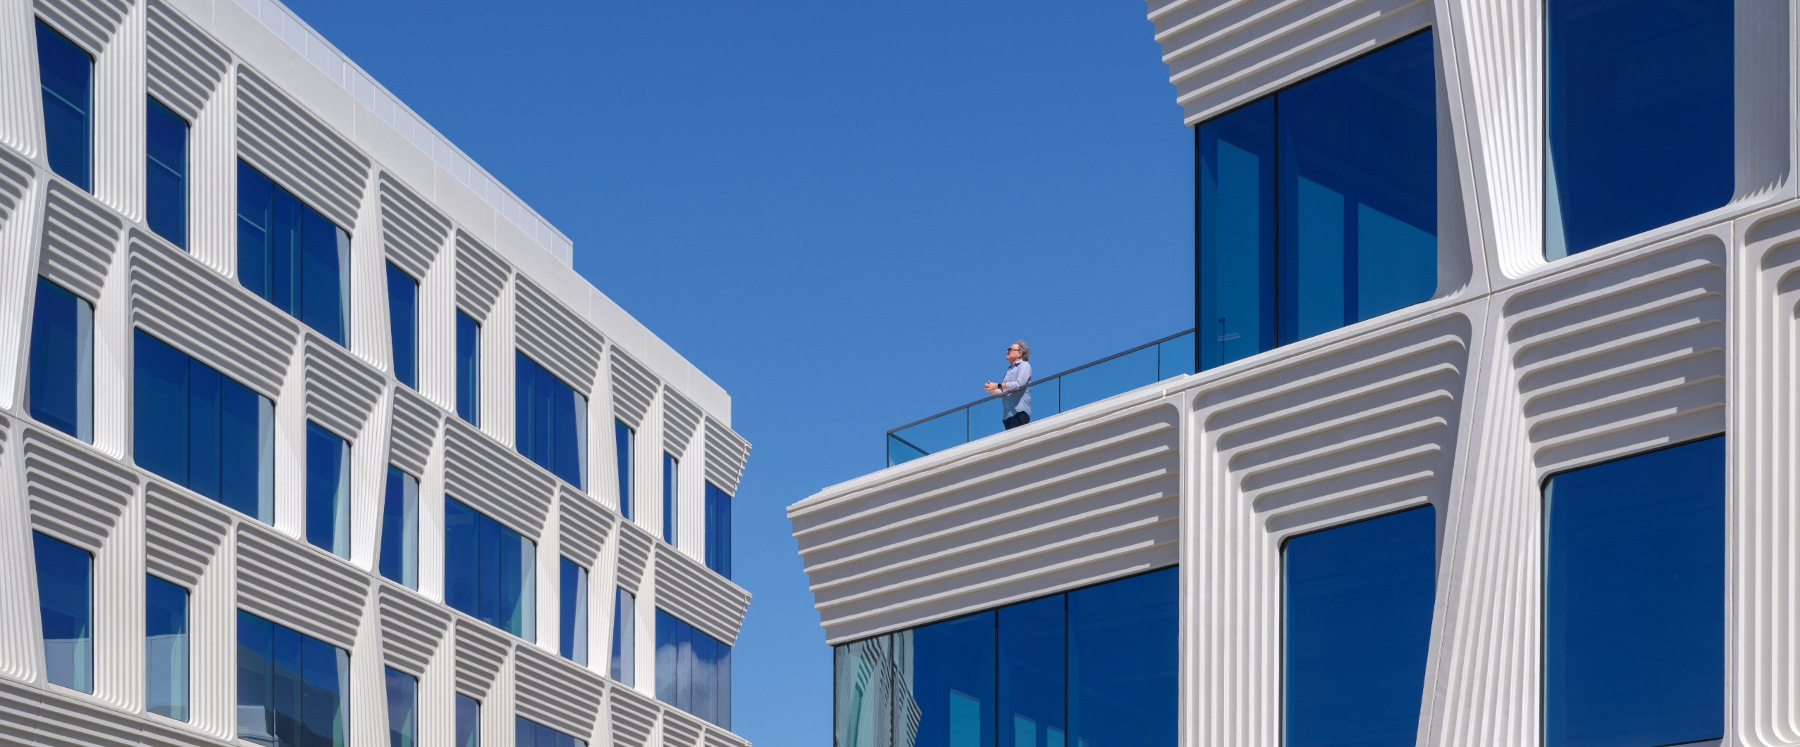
[[237, 161, 349, 344], [385, 667, 417, 747], [444, 497, 537, 639], [516, 353, 587, 489], [455, 312, 480, 425], [655, 610, 732, 729], [29, 277, 93, 442], [236, 611, 349, 747], [387, 263, 418, 388], [146, 575, 189, 720], [611, 587, 636, 685], [133, 330, 274, 522], [34, 532, 92, 693], [36, 20, 91, 191], [146, 97, 188, 248], [379, 467, 420, 588], [560, 558, 589, 665], [305, 423, 351, 558]]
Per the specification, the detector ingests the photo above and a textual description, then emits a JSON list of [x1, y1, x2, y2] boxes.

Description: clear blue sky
[[287, 1, 1193, 743]]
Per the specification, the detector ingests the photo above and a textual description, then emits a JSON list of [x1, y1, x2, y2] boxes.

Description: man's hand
[[984, 381, 1000, 395]]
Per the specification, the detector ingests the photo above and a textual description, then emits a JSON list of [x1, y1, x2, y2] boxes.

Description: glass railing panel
[[968, 398, 1006, 443], [888, 408, 969, 467], [1158, 331, 1196, 381], [1061, 346, 1158, 412]]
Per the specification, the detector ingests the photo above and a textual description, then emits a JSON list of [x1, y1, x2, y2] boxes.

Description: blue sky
[[288, 1, 1192, 742]]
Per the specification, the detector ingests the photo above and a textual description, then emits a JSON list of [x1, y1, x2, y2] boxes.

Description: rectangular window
[[559, 558, 588, 665], [1545, 437, 1725, 747], [236, 611, 349, 747], [146, 97, 188, 249], [1198, 30, 1435, 371], [36, 20, 91, 191], [237, 161, 348, 345], [515, 353, 587, 489], [454, 694, 480, 747], [387, 263, 418, 388], [610, 587, 635, 686], [615, 421, 633, 520], [385, 667, 417, 747], [30, 277, 92, 442], [655, 609, 732, 729], [999, 596, 1062, 747], [379, 466, 419, 588], [515, 717, 585, 747], [662, 453, 677, 544], [1283, 506, 1435, 746], [146, 575, 189, 721], [444, 497, 536, 640], [455, 311, 480, 425], [704, 482, 732, 579], [1546, 0, 1733, 258], [134, 330, 275, 522], [34, 532, 91, 693], [305, 422, 350, 558]]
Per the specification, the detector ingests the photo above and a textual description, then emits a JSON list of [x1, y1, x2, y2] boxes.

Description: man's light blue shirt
[[999, 360, 1032, 418]]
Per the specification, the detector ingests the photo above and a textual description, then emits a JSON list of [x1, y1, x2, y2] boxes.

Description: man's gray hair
[[1013, 340, 1030, 361]]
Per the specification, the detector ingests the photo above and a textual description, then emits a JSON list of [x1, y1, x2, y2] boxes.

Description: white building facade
[[0, 0, 752, 746], [794, 1, 1795, 746]]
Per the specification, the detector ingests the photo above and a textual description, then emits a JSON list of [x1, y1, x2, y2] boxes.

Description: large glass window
[[1545, 436, 1725, 747], [36, 20, 91, 191], [30, 277, 93, 442], [237, 161, 349, 345], [515, 717, 584, 747], [455, 312, 480, 425], [305, 423, 350, 558], [610, 587, 635, 686], [1284, 506, 1436, 746], [387, 263, 418, 388], [146, 97, 189, 249], [134, 330, 274, 521], [146, 575, 189, 720], [236, 611, 349, 747], [655, 610, 732, 729], [1546, 0, 1733, 259], [444, 497, 536, 639], [455, 694, 480, 747], [1197, 30, 1436, 370], [34, 532, 92, 693], [385, 667, 417, 747], [615, 421, 633, 520], [662, 453, 677, 544], [379, 467, 419, 588], [704, 482, 732, 579], [998, 597, 1061, 747], [516, 353, 587, 489], [560, 558, 588, 665]]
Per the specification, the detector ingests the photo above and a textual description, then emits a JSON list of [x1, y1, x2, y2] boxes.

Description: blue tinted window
[[516, 353, 587, 489], [29, 277, 92, 442], [237, 162, 348, 344], [610, 587, 635, 686], [655, 609, 731, 728], [704, 482, 732, 578], [454, 694, 480, 747], [134, 330, 274, 522], [455, 312, 480, 425], [560, 558, 588, 665], [387, 264, 417, 388], [999, 596, 1062, 747], [34, 532, 91, 693], [305, 423, 350, 558], [900, 611, 994, 747], [379, 466, 419, 588], [444, 497, 536, 640], [1546, 0, 1733, 258], [615, 421, 633, 519], [662, 453, 677, 544], [36, 21, 91, 191], [515, 717, 584, 747], [834, 636, 891, 746], [146, 97, 188, 249], [1068, 568, 1177, 746], [1284, 506, 1436, 746], [1198, 31, 1435, 370], [385, 667, 416, 747], [146, 575, 189, 720], [1545, 437, 1725, 747], [236, 611, 349, 747]]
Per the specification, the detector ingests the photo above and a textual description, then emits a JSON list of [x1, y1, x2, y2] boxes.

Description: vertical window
[[385, 667, 417, 747], [444, 497, 537, 640], [454, 694, 480, 747], [662, 453, 677, 544], [560, 558, 589, 665], [1546, 0, 1733, 258], [455, 311, 480, 425], [29, 277, 93, 442], [305, 423, 350, 558], [35, 20, 91, 191], [999, 596, 1062, 747], [894, 611, 993, 747], [1545, 437, 1725, 747], [387, 263, 417, 388], [615, 421, 633, 520], [379, 466, 419, 588], [145, 97, 189, 249], [833, 636, 892, 747], [515, 353, 587, 489], [515, 717, 585, 747], [33, 532, 91, 693], [1067, 568, 1179, 745], [1198, 30, 1435, 370], [704, 482, 732, 579], [133, 330, 275, 522], [610, 587, 635, 686], [236, 611, 349, 747], [655, 610, 732, 728], [237, 162, 349, 344], [1284, 506, 1436, 746], [146, 575, 189, 721]]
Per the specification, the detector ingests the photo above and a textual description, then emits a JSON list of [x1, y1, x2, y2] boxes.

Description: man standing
[[985, 340, 1033, 430]]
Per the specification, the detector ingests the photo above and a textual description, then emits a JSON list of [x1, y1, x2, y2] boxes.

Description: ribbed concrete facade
[[0, 0, 751, 745]]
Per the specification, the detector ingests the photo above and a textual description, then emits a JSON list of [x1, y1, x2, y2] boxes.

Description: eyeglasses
[[1006, 347, 1021, 353]]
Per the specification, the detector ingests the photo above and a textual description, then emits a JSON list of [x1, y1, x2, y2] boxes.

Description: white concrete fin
[[608, 686, 660, 747], [703, 729, 749, 747], [442, 419, 551, 538], [128, 236, 300, 399], [0, 150, 32, 227], [387, 387, 441, 478], [144, 479, 231, 589], [653, 544, 749, 646], [32, 0, 130, 56], [660, 388, 701, 459], [234, 68, 370, 231], [452, 617, 511, 700], [235, 523, 370, 649], [38, 182, 122, 301], [515, 276, 604, 396], [609, 348, 657, 430], [514, 644, 605, 741], [378, 173, 449, 281], [145, 0, 228, 123], [5, 676, 141, 746], [453, 230, 508, 322], [302, 333, 384, 442], [559, 487, 613, 571], [701, 417, 749, 496], [378, 585, 449, 677], [661, 709, 704, 747], [21, 425, 134, 552], [614, 521, 652, 595]]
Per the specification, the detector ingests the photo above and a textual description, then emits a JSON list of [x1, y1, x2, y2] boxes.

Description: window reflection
[[29, 277, 93, 442], [379, 467, 419, 588], [610, 587, 636, 686], [305, 423, 350, 558], [454, 694, 480, 747], [656, 609, 732, 728], [236, 611, 349, 747], [36, 21, 91, 191], [237, 161, 349, 345], [34, 532, 92, 693], [515, 717, 584, 747], [133, 330, 274, 522], [455, 312, 480, 425], [516, 353, 587, 489], [560, 558, 589, 665], [616, 420, 634, 519], [387, 263, 418, 388], [146, 575, 189, 720], [444, 497, 536, 640], [146, 97, 189, 249], [705, 482, 733, 578], [385, 667, 417, 747]]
